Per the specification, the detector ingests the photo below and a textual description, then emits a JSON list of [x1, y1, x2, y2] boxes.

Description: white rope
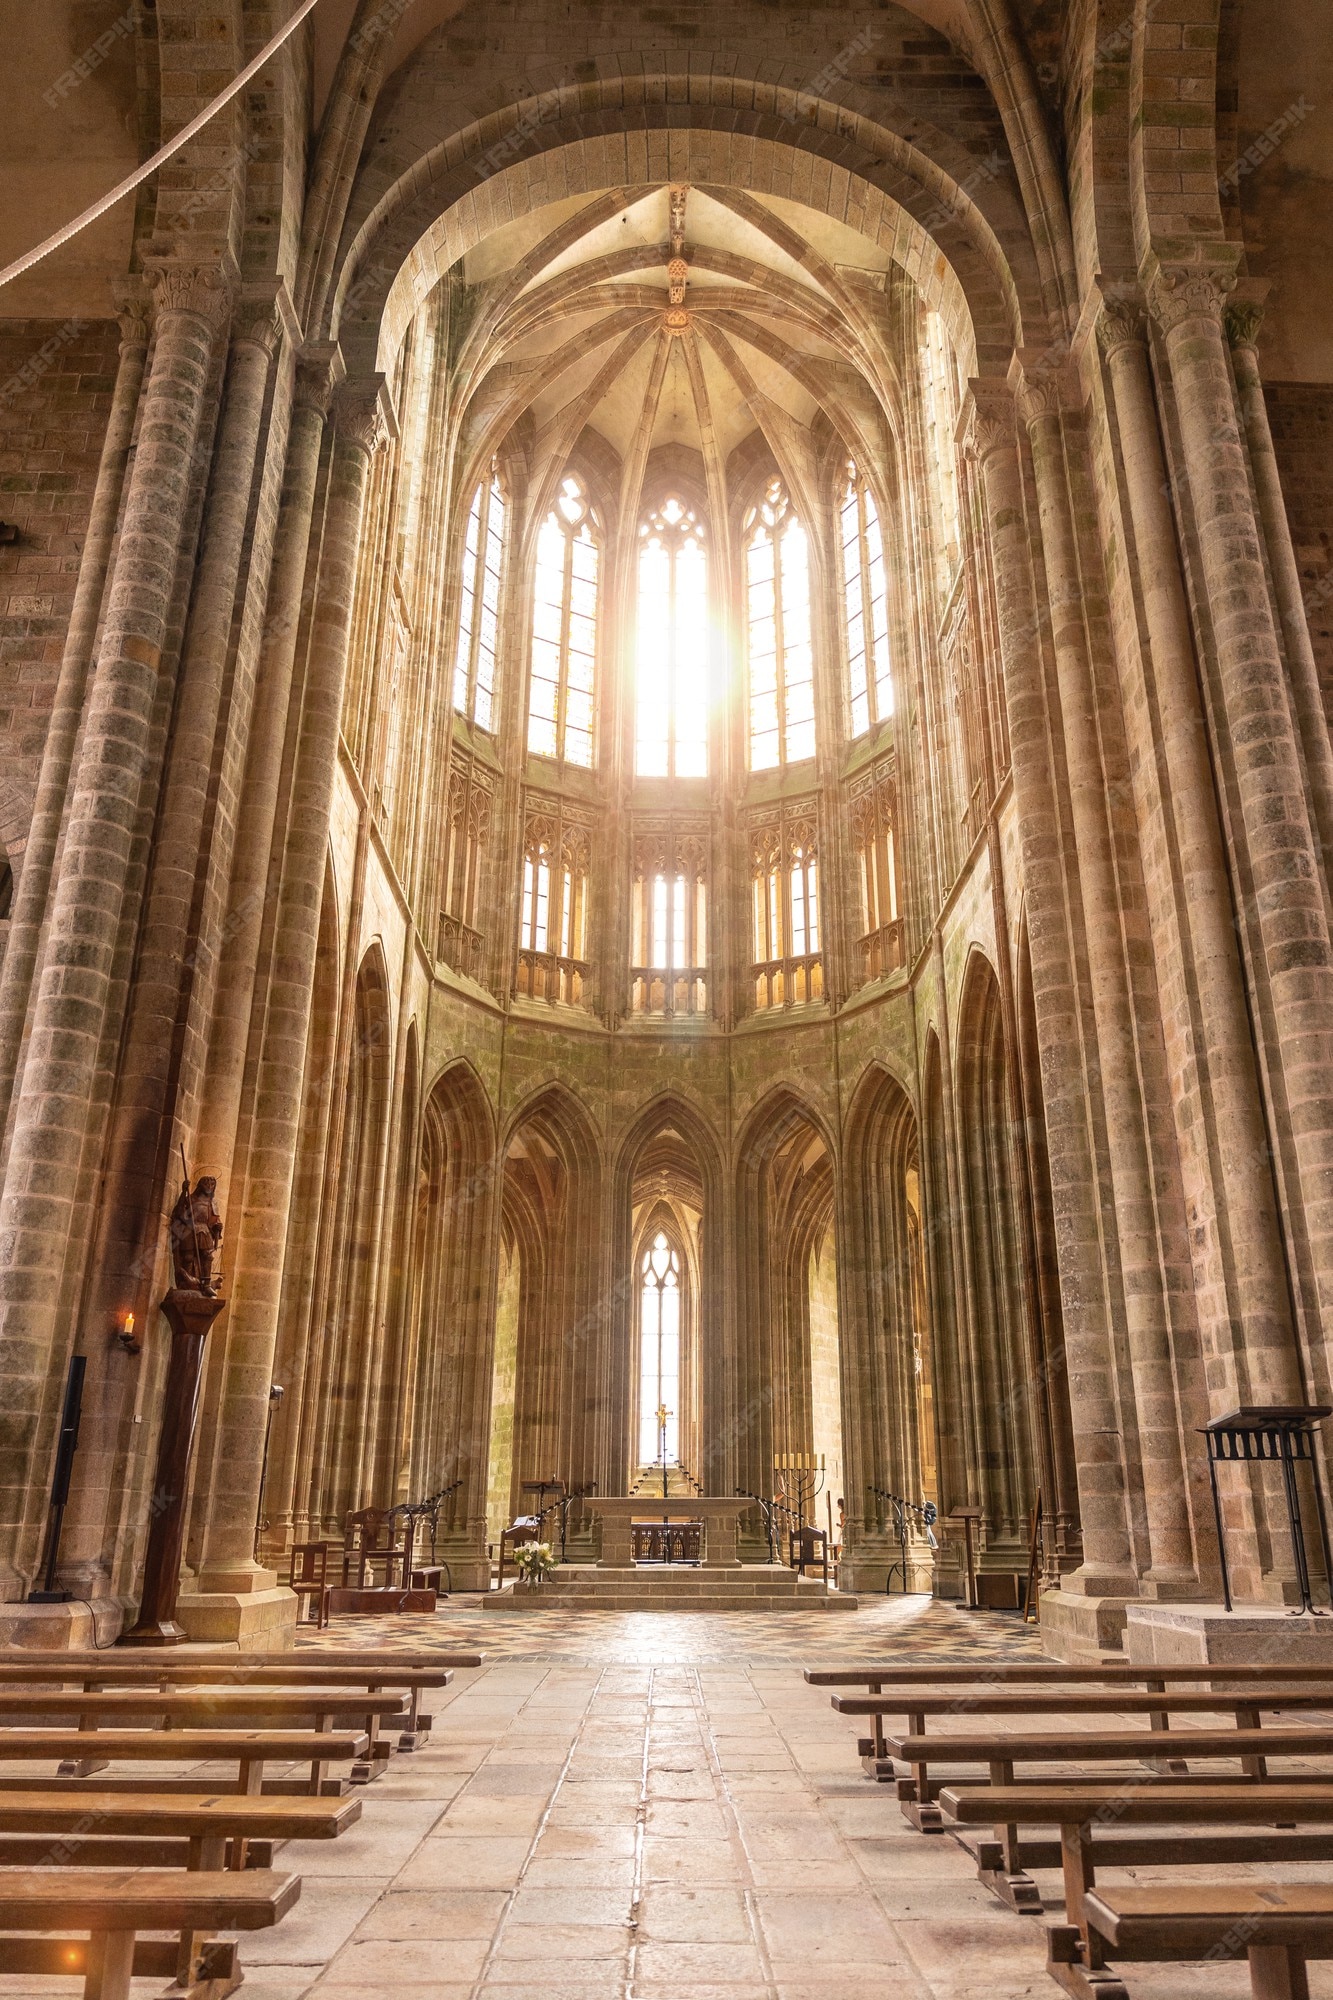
[[0, 0, 328, 292]]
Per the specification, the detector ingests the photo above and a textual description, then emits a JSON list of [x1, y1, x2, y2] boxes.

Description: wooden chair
[[341, 1508, 406, 1589], [0, 1866, 299, 2000], [1081, 1883, 1333, 2000], [288, 1539, 334, 1626], [789, 1526, 829, 1582], [938, 1780, 1333, 2000]]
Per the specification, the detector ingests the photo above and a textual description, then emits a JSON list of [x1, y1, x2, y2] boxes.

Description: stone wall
[[1266, 379, 1333, 716]]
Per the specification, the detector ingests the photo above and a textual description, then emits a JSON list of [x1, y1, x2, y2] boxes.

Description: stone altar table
[[590, 1496, 746, 1569]]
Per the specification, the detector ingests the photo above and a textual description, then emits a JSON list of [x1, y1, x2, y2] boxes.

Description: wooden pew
[[0, 1727, 369, 1799], [0, 1688, 407, 1783], [829, 1687, 1333, 1794], [1081, 1883, 1333, 2000], [0, 1654, 471, 1749], [805, 1662, 1333, 1686], [0, 1785, 359, 1871], [939, 1780, 1333, 1999], [0, 1866, 299, 2000]]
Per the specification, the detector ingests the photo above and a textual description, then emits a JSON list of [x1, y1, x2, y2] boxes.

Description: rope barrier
[[0, 0, 328, 293]]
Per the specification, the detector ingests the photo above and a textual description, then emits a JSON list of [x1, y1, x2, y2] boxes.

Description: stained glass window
[[528, 474, 599, 767], [745, 478, 815, 771], [453, 468, 506, 731]]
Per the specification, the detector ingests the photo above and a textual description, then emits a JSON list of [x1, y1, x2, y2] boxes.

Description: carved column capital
[[294, 340, 346, 417], [333, 377, 395, 457], [1094, 283, 1148, 360], [110, 276, 152, 351], [1224, 299, 1266, 353], [233, 279, 294, 360], [143, 257, 236, 334], [1143, 260, 1237, 336], [1012, 349, 1073, 427], [956, 379, 1017, 463]]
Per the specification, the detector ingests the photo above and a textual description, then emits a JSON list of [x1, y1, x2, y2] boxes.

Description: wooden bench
[[0, 1866, 299, 2000], [806, 1661, 1333, 1687], [939, 1781, 1333, 1999], [0, 1653, 475, 1748], [829, 1687, 1333, 1791], [1081, 1883, 1333, 2000], [0, 1785, 359, 1872], [0, 1727, 369, 1799]]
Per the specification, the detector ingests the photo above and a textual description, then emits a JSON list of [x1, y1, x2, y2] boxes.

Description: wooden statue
[[169, 1174, 223, 1296]]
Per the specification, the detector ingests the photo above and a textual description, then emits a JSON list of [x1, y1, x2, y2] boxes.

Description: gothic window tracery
[[849, 758, 904, 982], [515, 796, 593, 1007], [527, 474, 599, 768], [635, 496, 709, 778], [745, 478, 815, 771], [839, 462, 893, 736], [630, 820, 708, 1018], [748, 802, 824, 1009], [439, 751, 493, 979], [453, 466, 507, 732]]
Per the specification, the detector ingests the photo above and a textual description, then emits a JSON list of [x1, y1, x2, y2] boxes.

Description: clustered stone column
[[962, 383, 1138, 1597], [1145, 261, 1333, 1346], [1096, 290, 1302, 1424], [0, 286, 150, 1153], [0, 261, 232, 1595], [194, 380, 390, 1599]]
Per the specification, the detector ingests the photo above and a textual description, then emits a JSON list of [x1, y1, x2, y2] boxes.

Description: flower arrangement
[[513, 1541, 557, 1587]]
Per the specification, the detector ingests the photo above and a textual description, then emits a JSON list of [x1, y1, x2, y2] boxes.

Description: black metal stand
[[29, 1356, 86, 1603], [1203, 1406, 1333, 1614]]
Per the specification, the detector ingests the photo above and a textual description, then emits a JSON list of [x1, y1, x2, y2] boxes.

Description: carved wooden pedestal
[[121, 1289, 228, 1646]]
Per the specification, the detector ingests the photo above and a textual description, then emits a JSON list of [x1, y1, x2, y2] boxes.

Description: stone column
[[191, 380, 390, 1609], [1097, 293, 1301, 1417], [1226, 300, 1333, 886], [0, 261, 230, 1597], [1147, 261, 1333, 1339], [1016, 366, 1201, 1590], [0, 287, 150, 1152], [86, 291, 287, 1334], [193, 343, 344, 1203], [961, 384, 1138, 1598]]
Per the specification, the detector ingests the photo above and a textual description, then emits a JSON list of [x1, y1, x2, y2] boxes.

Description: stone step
[[482, 1564, 858, 1612]]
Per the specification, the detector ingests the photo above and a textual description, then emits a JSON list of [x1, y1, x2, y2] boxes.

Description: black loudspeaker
[[29, 1354, 87, 1603]]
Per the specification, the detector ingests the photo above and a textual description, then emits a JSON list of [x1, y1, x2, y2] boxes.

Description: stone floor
[[6, 1594, 1333, 1999]]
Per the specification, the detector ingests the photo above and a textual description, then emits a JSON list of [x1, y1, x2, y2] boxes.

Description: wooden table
[[590, 1496, 748, 1568]]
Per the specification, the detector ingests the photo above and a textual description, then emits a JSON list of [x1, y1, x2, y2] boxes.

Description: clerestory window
[[528, 474, 599, 768], [745, 478, 815, 771], [839, 462, 893, 736], [635, 496, 709, 778], [452, 468, 506, 732]]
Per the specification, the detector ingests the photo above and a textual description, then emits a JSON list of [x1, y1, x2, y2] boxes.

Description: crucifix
[[656, 1401, 672, 1500]]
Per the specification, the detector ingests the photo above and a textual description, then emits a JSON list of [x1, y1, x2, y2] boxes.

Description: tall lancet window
[[639, 1229, 681, 1465], [839, 463, 893, 736], [745, 478, 815, 771], [635, 496, 709, 777], [452, 467, 506, 731], [528, 474, 599, 767]]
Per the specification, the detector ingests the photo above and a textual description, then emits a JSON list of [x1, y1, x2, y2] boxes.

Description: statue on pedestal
[[169, 1174, 223, 1296]]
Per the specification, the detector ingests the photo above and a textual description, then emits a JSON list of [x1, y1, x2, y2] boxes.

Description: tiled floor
[[5, 1594, 1330, 1999]]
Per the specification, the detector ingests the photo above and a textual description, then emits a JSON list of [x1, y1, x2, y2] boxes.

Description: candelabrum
[[773, 1452, 825, 1534]]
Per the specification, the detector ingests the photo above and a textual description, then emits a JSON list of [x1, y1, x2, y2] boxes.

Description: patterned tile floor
[[4, 1594, 1329, 1999]]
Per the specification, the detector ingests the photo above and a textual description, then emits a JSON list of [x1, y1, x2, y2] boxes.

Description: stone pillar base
[[1125, 1602, 1333, 1667], [0, 1600, 120, 1651], [1038, 1587, 1137, 1660], [173, 1585, 297, 1650]]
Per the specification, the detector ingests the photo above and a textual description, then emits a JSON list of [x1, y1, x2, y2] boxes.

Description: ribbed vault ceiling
[[453, 184, 902, 519]]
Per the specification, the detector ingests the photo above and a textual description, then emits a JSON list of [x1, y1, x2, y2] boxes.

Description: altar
[[589, 1495, 747, 1569]]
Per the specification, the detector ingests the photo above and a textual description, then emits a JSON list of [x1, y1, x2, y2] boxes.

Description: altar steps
[[483, 1563, 858, 1612]]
